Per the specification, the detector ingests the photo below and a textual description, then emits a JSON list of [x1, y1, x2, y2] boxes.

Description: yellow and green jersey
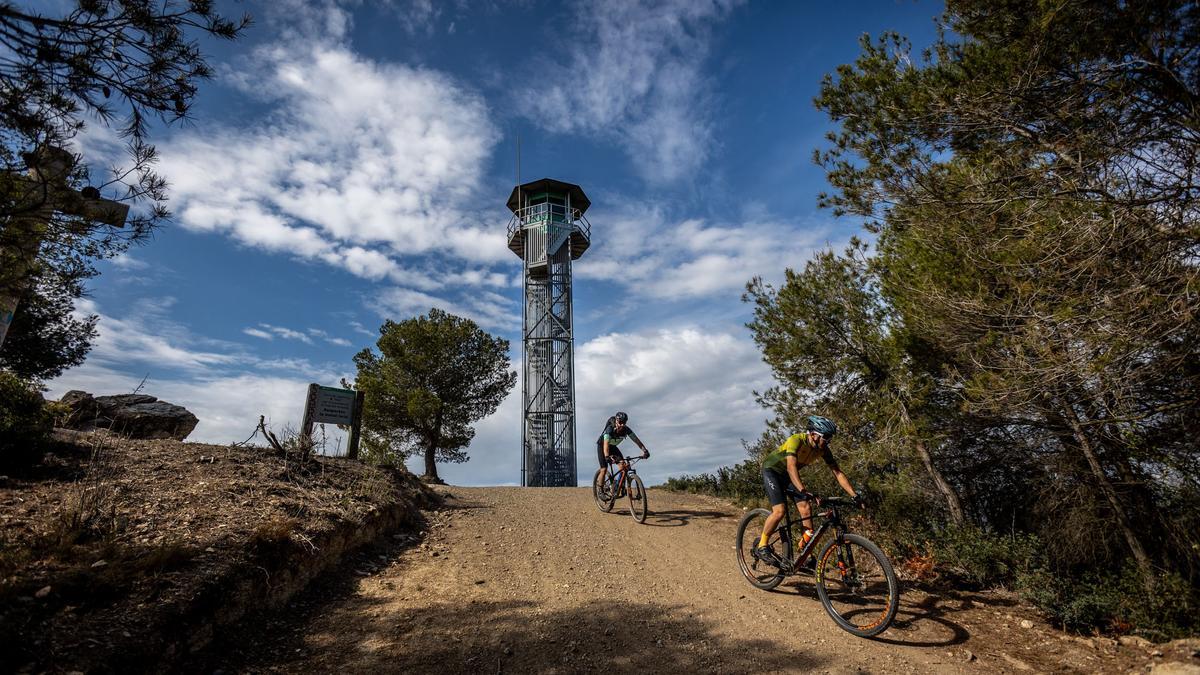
[[762, 433, 831, 474]]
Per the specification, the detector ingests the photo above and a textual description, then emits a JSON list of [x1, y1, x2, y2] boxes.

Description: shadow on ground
[[771, 578, 971, 647], [197, 593, 833, 673], [641, 509, 732, 527]]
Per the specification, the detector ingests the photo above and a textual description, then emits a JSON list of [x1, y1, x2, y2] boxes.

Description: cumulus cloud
[[52, 302, 775, 484], [430, 326, 776, 486], [47, 299, 355, 447], [369, 286, 520, 332], [519, 0, 744, 184], [576, 203, 836, 300], [158, 3, 510, 305]]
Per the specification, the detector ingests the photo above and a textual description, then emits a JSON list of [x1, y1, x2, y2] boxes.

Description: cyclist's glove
[[641, 449, 650, 459]]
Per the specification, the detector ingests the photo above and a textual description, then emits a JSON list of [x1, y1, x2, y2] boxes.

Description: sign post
[[300, 383, 363, 458]]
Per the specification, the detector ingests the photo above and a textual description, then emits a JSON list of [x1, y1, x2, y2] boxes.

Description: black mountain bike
[[735, 495, 899, 637], [592, 456, 648, 523]]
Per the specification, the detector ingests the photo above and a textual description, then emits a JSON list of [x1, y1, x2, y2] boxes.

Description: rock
[[90, 560, 107, 568], [1166, 638, 1200, 658], [1020, 619, 1034, 629], [999, 653, 1033, 671], [1120, 635, 1155, 650], [1151, 664, 1200, 674], [58, 390, 198, 440], [961, 650, 976, 663], [60, 390, 100, 427], [34, 585, 51, 599]]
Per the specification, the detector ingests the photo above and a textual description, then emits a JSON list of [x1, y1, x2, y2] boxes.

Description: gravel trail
[[217, 486, 1153, 674]]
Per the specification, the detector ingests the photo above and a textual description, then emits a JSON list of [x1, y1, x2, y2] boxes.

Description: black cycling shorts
[[596, 441, 625, 469], [762, 467, 807, 507]]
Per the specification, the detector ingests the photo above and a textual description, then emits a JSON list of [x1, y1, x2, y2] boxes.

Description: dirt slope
[[207, 487, 1194, 674]]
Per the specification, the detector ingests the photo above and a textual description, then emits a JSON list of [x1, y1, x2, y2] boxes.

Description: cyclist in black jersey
[[595, 412, 649, 493]]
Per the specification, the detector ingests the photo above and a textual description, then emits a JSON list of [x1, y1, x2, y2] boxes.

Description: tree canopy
[[352, 309, 517, 482], [730, 0, 1200, 635], [0, 267, 96, 380], [0, 1, 249, 352]]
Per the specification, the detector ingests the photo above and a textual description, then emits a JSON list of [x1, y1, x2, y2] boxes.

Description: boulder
[[60, 390, 100, 428], [58, 391, 199, 440]]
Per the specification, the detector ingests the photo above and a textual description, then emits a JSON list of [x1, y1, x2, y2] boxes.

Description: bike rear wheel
[[735, 508, 791, 590], [814, 532, 899, 637], [627, 474, 648, 523], [592, 469, 615, 512]]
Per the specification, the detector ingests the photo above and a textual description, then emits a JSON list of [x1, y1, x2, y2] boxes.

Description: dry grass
[[0, 430, 438, 672]]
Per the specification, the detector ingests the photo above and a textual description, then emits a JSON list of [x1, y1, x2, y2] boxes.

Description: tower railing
[[507, 203, 591, 241]]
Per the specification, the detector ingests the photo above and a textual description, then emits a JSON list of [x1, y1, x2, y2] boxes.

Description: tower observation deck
[[506, 178, 591, 487]]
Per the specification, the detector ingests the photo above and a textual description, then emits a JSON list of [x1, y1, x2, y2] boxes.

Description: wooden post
[[347, 389, 365, 460], [300, 383, 318, 445]]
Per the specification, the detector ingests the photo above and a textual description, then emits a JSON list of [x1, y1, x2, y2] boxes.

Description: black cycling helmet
[[614, 411, 629, 424], [805, 415, 837, 439]]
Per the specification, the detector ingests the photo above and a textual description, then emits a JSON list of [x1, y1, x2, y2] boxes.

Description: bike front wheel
[[735, 508, 790, 590], [627, 474, 648, 523], [592, 469, 615, 513], [814, 532, 899, 637]]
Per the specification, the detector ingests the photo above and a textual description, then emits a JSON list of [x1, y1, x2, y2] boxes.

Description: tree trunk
[[1057, 398, 1155, 584], [423, 441, 438, 482], [899, 402, 966, 526], [422, 413, 445, 484]]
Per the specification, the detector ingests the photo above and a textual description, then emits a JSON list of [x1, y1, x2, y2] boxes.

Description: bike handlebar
[[796, 495, 860, 508], [609, 455, 646, 466]]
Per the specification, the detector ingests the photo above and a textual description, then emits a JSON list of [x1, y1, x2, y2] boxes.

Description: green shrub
[[664, 459, 765, 506], [932, 526, 1040, 587], [0, 370, 53, 470], [1019, 563, 1198, 640]]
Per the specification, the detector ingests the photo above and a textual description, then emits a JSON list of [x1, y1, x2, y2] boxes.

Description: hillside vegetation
[[670, 0, 1200, 640], [0, 431, 437, 672]]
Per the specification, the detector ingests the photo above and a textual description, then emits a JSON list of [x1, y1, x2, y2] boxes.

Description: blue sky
[[44, 0, 942, 486]]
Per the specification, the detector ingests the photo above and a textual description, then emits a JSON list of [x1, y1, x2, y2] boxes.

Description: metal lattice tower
[[505, 178, 591, 487]]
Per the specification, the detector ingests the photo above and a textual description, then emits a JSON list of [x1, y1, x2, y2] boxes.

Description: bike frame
[[777, 496, 855, 575], [603, 456, 642, 497]]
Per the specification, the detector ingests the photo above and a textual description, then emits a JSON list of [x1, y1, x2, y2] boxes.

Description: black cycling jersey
[[596, 416, 641, 448]]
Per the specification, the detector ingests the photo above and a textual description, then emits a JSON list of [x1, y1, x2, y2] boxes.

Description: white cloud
[[109, 253, 150, 270], [257, 323, 314, 344], [349, 321, 376, 338], [370, 286, 520, 332], [159, 4, 510, 298], [519, 0, 743, 183], [576, 203, 836, 300], [52, 301, 774, 485], [47, 299, 355, 448], [432, 326, 775, 486], [244, 327, 274, 340]]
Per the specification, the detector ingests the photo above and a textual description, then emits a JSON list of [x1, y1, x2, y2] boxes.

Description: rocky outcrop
[[59, 390, 199, 440]]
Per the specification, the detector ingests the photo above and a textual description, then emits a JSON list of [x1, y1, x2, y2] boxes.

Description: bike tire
[[628, 474, 648, 523], [592, 468, 615, 513], [814, 532, 899, 637], [735, 508, 791, 590]]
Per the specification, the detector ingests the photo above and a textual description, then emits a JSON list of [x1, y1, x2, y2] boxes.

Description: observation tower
[[506, 178, 591, 486]]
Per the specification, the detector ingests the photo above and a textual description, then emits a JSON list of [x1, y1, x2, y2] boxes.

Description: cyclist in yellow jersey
[[753, 415, 863, 567]]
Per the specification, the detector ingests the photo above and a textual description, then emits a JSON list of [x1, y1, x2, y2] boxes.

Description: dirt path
[[205, 487, 1178, 674]]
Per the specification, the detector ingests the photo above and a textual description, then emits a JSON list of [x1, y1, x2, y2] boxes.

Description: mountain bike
[[735, 494, 899, 637], [592, 456, 648, 523]]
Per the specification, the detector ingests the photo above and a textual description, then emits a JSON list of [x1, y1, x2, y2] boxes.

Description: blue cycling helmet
[[805, 415, 838, 439]]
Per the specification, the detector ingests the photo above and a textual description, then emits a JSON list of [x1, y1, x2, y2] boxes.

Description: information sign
[[300, 383, 365, 459]]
